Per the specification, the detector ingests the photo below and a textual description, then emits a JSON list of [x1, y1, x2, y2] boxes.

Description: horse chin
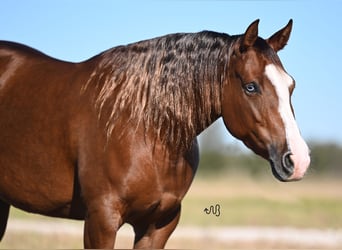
[[270, 160, 292, 182], [269, 158, 302, 182]]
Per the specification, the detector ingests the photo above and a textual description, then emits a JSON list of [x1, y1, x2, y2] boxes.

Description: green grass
[[181, 196, 342, 228], [179, 175, 342, 228]]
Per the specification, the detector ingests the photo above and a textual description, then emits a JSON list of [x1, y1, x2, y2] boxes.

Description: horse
[[0, 19, 310, 248]]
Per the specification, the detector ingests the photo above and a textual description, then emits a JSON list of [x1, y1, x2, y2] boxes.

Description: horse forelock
[[84, 31, 233, 150], [253, 37, 283, 66]]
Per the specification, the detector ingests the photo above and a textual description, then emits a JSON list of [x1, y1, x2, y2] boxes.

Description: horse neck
[[86, 32, 233, 151]]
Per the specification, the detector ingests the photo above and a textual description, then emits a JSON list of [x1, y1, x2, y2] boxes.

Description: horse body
[[0, 20, 310, 249], [0, 41, 198, 248]]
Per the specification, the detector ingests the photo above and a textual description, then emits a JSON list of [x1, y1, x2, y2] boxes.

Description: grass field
[[180, 174, 342, 228], [1, 174, 342, 249]]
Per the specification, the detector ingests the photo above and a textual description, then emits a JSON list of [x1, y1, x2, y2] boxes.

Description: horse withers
[[0, 20, 310, 248]]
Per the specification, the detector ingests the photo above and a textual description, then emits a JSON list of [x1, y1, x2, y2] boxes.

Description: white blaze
[[265, 64, 310, 180]]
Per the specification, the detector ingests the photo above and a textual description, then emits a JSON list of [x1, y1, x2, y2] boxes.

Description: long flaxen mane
[[83, 31, 235, 150]]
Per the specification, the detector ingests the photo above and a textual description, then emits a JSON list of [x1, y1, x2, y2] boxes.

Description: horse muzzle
[[269, 148, 310, 182]]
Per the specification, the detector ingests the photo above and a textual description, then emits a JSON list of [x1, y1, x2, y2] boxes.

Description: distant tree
[[309, 141, 342, 176], [198, 126, 342, 178]]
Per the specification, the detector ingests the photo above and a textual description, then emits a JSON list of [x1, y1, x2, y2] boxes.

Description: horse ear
[[267, 19, 293, 52], [240, 19, 260, 52]]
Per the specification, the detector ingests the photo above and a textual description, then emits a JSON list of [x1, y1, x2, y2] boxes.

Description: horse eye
[[244, 82, 259, 94]]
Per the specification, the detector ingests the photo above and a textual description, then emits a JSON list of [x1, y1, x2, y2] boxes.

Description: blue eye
[[244, 82, 259, 94]]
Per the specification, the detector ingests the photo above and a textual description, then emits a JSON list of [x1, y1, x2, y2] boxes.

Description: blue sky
[[1, 1, 342, 145]]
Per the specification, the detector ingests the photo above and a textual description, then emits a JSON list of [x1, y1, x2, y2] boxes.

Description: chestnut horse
[[0, 20, 310, 248]]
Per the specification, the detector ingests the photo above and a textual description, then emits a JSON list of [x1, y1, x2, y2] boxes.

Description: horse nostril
[[282, 151, 294, 175]]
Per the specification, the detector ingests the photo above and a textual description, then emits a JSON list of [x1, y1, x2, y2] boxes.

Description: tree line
[[197, 141, 342, 178]]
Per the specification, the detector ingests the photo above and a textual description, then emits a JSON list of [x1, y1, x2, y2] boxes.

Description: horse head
[[221, 20, 310, 182]]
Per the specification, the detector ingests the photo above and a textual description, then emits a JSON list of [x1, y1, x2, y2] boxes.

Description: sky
[[1, 0, 342, 147]]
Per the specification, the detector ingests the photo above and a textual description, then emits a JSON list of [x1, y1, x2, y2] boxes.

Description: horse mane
[[84, 31, 235, 150]]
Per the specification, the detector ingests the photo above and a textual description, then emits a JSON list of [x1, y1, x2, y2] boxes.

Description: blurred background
[[1, 0, 342, 249]]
